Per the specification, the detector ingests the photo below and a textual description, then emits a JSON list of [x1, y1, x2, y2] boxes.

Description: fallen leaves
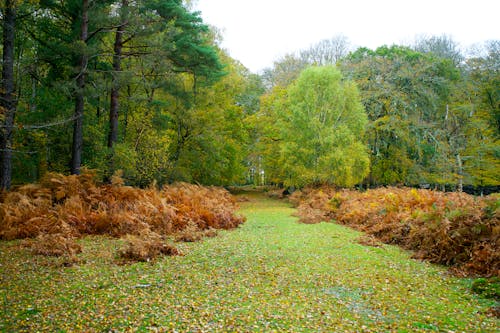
[[0, 193, 498, 331]]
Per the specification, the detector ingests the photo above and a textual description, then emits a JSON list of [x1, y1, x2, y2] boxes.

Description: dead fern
[[357, 235, 383, 247], [293, 187, 499, 277], [119, 232, 181, 262], [25, 233, 82, 257], [0, 171, 245, 263]]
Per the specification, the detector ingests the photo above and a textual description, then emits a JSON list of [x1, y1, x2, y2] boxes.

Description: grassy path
[[1, 193, 498, 332]]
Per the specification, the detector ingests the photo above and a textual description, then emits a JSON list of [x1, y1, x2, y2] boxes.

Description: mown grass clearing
[[0, 193, 498, 332]]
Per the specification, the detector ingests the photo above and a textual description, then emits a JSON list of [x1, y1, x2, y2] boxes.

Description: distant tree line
[[254, 35, 499, 190]]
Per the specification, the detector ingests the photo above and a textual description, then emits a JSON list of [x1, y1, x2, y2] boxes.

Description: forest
[[0, 1, 499, 331], [0, 0, 498, 192]]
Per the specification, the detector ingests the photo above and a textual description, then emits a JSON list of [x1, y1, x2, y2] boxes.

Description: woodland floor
[[0, 192, 498, 332]]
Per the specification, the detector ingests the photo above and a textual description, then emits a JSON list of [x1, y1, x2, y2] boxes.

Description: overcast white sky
[[194, 0, 500, 73]]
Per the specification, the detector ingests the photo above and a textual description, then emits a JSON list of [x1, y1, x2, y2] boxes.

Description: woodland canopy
[[0, 1, 498, 191]]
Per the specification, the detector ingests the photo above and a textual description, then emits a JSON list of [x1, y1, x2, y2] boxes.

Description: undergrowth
[[0, 171, 245, 262], [0, 192, 498, 331], [291, 186, 499, 277]]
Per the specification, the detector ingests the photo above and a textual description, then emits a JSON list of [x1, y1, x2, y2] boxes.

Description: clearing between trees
[[0, 192, 498, 332]]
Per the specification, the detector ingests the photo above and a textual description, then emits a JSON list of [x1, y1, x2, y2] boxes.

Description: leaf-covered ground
[[0, 193, 498, 332]]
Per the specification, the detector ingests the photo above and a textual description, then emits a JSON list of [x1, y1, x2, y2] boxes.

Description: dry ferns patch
[[292, 186, 499, 277], [119, 232, 182, 263], [0, 171, 245, 262]]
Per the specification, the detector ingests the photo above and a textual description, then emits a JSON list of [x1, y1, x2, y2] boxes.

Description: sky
[[193, 0, 500, 73]]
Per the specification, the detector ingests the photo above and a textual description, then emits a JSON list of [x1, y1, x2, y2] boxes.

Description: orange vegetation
[[292, 186, 499, 277], [0, 171, 245, 261]]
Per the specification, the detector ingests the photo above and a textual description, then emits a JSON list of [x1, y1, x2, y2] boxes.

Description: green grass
[[0, 193, 498, 332]]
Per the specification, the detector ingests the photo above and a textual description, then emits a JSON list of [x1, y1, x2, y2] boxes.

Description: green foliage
[[339, 41, 500, 189], [460, 41, 500, 187], [3, 0, 251, 187], [342, 45, 461, 186], [267, 66, 370, 187], [246, 85, 288, 185], [251, 66, 372, 187], [3, 0, 499, 193], [164, 55, 250, 185]]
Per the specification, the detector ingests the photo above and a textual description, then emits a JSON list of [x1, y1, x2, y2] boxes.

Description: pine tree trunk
[[0, 1, 16, 190], [70, 0, 89, 175], [108, 0, 128, 149]]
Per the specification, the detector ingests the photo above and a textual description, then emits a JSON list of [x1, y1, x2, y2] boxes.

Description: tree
[[300, 35, 351, 66], [27, 0, 115, 176], [105, 0, 224, 180], [165, 52, 247, 185], [246, 85, 287, 185], [0, 0, 17, 189], [341, 46, 459, 186], [460, 40, 500, 188], [414, 34, 464, 65], [108, 0, 128, 149], [261, 53, 308, 89], [21, 0, 224, 182], [261, 35, 352, 91], [277, 66, 369, 187], [70, 0, 89, 175]]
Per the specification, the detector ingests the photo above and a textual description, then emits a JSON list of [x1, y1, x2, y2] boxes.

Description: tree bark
[[108, 0, 128, 149], [0, 1, 17, 190], [70, 0, 89, 175]]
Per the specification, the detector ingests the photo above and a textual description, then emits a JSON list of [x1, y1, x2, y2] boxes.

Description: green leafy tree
[[108, 0, 129, 150], [23, 0, 115, 177], [166, 53, 248, 185], [246, 85, 287, 185], [104, 0, 224, 179], [460, 41, 500, 187], [277, 66, 369, 187], [342, 46, 459, 186]]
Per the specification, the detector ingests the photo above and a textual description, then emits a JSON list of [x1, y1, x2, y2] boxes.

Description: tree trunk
[[70, 0, 89, 175], [456, 153, 463, 192], [0, 1, 17, 190], [108, 0, 128, 149]]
